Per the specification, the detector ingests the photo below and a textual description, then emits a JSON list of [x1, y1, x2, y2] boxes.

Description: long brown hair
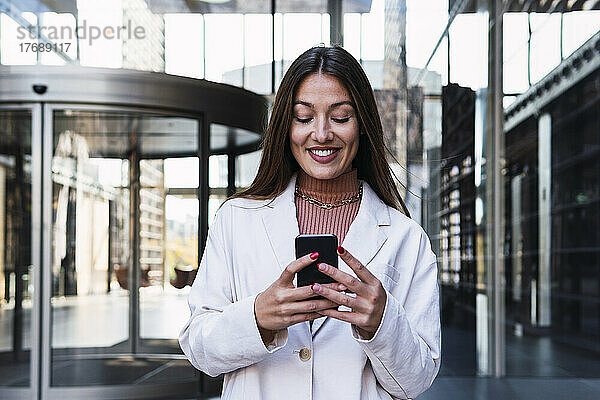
[[230, 45, 410, 216]]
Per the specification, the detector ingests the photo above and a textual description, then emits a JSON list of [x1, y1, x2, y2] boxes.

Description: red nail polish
[[311, 283, 316, 290], [310, 252, 319, 260], [337, 246, 345, 254]]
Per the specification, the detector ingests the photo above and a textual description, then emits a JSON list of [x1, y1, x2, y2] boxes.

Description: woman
[[179, 45, 440, 400]]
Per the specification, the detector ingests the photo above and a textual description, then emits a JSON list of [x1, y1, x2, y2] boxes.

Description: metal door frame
[[0, 102, 42, 400]]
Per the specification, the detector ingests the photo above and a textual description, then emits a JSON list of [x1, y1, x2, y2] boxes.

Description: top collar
[[270, 173, 390, 226], [296, 169, 360, 202]]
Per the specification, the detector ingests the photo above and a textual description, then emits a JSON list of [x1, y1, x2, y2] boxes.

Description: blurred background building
[[0, 0, 598, 399]]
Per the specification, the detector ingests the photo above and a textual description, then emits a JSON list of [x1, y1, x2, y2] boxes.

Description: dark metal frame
[[0, 103, 42, 400]]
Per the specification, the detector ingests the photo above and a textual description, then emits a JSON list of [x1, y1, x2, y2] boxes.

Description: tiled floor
[[183, 376, 600, 400], [185, 377, 600, 400], [418, 376, 600, 400], [440, 326, 600, 378]]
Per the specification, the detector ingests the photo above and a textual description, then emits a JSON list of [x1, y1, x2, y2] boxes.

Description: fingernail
[[312, 283, 321, 292], [310, 252, 319, 260], [337, 246, 345, 254], [339, 284, 347, 291], [311, 283, 316, 290], [317, 263, 326, 271]]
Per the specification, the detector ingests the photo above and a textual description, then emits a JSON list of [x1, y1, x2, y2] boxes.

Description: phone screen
[[295, 234, 338, 287]]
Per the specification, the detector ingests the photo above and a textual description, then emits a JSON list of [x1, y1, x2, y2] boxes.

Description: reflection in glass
[[504, 63, 600, 377], [0, 109, 32, 387], [435, 85, 478, 375]]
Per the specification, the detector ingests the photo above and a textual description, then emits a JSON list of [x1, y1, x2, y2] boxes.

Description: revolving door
[[0, 66, 266, 399]]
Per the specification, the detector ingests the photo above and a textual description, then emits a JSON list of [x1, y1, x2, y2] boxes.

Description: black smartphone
[[295, 234, 338, 292]]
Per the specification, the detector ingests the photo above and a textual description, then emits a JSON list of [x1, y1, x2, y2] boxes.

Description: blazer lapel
[[261, 175, 317, 337], [261, 175, 300, 273], [340, 181, 390, 270], [311, 181, 391, 338]]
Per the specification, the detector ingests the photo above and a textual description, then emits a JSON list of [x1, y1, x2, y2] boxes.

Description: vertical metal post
[[511, 175, 523, 303], [0, 10, 3, 65], [31, 103, 42, 400], [13, 122, 24, 360], [128, 118, 140, 354], [488, 0, 505, 377], [474, 88, 488, 375], [75, 13, 81, 62], [538, 113, 552, 327], [527, 13, 532, 87], [359, 13, 363, 62], [41, 103, 53, 399], [202, 14, 206, 79], [196, 116, 211, 396], [447, 31, 451, 83], [447, 1, 451, 83], [271, 0, 276, 94], [226, 127, 236, 198], [559, 13, 564, 60], [328, 0, 344, 45], [559, 0, 565, 61], [227, 153, 236, 198], [107, 202, 113, 293], [198, 116, 209, 256], [242, 15, 246, 88]]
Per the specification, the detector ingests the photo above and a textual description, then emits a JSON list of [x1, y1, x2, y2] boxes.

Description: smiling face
[[289, 73, 360, 180]]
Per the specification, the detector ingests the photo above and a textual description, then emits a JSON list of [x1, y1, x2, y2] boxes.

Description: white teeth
[[310, 149, 336, 157]]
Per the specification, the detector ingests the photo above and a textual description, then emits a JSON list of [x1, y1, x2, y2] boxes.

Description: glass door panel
[[49, 107, 201, 388], [50, 109, 132, 386], [0, 109, 33, 388], [140, 158, 198, 355]]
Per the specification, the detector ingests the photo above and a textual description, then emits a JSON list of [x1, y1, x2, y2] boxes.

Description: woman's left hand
[[312, 246, 386, 340]]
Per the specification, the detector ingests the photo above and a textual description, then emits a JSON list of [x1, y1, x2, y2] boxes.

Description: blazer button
[[299, 347, 311, 362]]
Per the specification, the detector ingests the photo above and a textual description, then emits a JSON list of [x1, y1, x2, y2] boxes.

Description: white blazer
[[179, 175, 441, 400]]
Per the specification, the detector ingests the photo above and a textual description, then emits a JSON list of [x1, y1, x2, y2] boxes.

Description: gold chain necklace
[[295, 183, 363, 210]]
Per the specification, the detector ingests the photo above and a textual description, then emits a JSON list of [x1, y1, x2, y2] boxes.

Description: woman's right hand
[[254, 252, 345, 345]]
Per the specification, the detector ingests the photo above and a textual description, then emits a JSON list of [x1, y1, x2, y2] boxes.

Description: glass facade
[[423, 0, 600, 380], [0, 0, 599, 398], [503, 58, 600, 377]]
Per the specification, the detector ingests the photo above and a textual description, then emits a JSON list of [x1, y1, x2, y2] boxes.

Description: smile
[[310, 148, 337, 156], [307, 148, 341, 163]]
